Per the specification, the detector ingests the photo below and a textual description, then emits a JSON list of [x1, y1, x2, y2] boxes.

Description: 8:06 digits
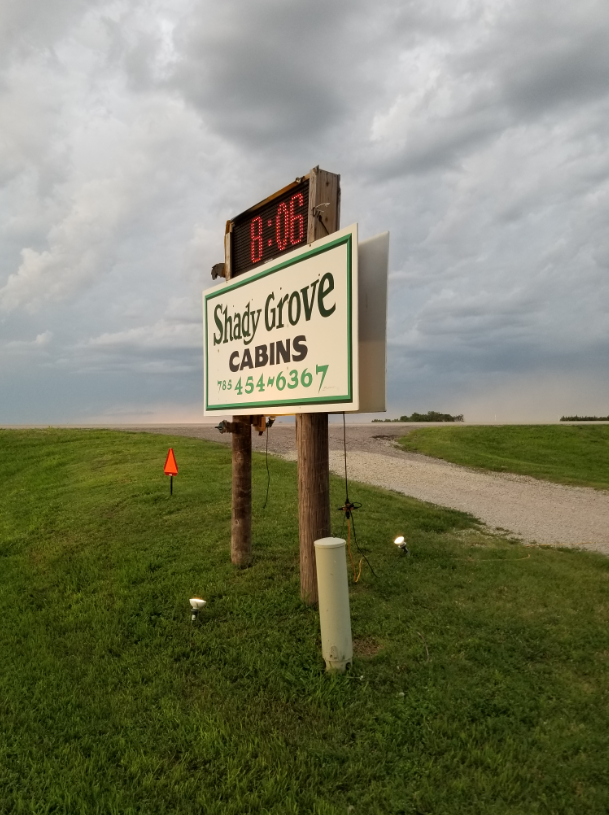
[[249, 192, 305, 264]]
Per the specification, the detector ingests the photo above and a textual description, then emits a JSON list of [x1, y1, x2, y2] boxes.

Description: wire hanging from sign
[[337, 413, 377, 580], [263, 422, 271, 510]]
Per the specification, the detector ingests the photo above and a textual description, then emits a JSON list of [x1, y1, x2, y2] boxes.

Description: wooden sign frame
[[223, 166, 341, 281]]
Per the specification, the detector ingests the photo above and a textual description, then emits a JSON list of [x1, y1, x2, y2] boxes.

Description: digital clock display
[[230, 179, 310, 277]]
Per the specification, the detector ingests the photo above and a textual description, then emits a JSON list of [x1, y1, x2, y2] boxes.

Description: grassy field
[[1, 429, 608, 814], [398, 425, 609, 490]]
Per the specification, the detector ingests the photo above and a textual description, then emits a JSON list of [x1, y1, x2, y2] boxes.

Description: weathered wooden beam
[[307, 166, 341, 242], [296, 412, 331, 604], [296, 167, 340, 604], [231, 415, 252, 567], [224, 221, 252, 568]]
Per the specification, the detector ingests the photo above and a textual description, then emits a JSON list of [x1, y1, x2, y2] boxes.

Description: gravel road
[[97, 423, 609, 555]]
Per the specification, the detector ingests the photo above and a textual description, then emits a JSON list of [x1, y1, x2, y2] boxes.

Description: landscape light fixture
[[394, 535, 409, 555], [189, 596, 206, 621]]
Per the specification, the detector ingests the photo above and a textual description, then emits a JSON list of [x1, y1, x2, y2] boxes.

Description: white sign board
[[203, 225, 358, 415], [355, 231, 389, 413]]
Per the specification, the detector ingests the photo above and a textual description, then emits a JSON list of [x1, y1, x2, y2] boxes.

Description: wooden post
[[223, 225, 253, 568], [307, 166, 341, 239], [296, 167, 341, 604], [231, 415, 252, 567], [296, 413, 331, 603]]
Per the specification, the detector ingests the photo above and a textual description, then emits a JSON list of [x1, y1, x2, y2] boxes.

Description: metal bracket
[[211, 262, 226, 280]]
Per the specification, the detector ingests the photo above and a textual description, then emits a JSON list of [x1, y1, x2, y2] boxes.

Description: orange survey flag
[[164, 448, 178, 476]]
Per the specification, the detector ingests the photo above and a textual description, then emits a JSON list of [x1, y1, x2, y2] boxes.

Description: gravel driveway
[[108, 422, 609, 555]]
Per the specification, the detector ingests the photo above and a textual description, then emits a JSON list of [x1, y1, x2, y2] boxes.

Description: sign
[[203, 224, 358, 416], [164, 448, 178, 476], [356, 231, 389, 413], [231, 178, 309, 277]]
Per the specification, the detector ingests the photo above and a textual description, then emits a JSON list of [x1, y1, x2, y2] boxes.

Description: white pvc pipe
[[314, 537, 353, 672]]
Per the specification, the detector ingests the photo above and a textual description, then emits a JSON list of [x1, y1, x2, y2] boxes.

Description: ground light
[[189, 596, 206, 621], [394, 535, 409, 555]]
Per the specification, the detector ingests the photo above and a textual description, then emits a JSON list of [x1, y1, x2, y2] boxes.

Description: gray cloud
[[1, 0, 609, 423], [169, 0, 359, 148]]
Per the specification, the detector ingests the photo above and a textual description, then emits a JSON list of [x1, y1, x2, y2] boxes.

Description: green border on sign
[[204, 232, 353, 412]]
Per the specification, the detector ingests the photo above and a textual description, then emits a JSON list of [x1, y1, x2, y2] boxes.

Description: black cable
[[349, 509, 376, 577], [263, 423, 270, 509], [316, 212, 330, 235], [343, 411, 349, 501], [340, 412, 377, 578]]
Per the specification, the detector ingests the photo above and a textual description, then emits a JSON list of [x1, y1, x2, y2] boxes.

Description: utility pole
[[297, 167, 341, 604]]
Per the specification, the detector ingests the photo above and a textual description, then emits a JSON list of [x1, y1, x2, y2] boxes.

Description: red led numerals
[[249, 190, 307, 264], [250, 216, 263, 263], [276, 202, 289, 251], [290, 193, 304, 244]]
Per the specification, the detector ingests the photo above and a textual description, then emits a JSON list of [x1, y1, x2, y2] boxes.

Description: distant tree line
[[373, 411, 464, 423], [560, 415, 609, 422]]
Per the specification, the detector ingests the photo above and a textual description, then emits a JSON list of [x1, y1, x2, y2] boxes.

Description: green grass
[[1, 428, 608, 814], [398, 425, 609, 490]]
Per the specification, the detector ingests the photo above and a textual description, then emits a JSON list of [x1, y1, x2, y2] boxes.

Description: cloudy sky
[[1, 0, 608, 424]]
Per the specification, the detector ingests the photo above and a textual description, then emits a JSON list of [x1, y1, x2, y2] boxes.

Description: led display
[[231, 179, 310, 277]]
